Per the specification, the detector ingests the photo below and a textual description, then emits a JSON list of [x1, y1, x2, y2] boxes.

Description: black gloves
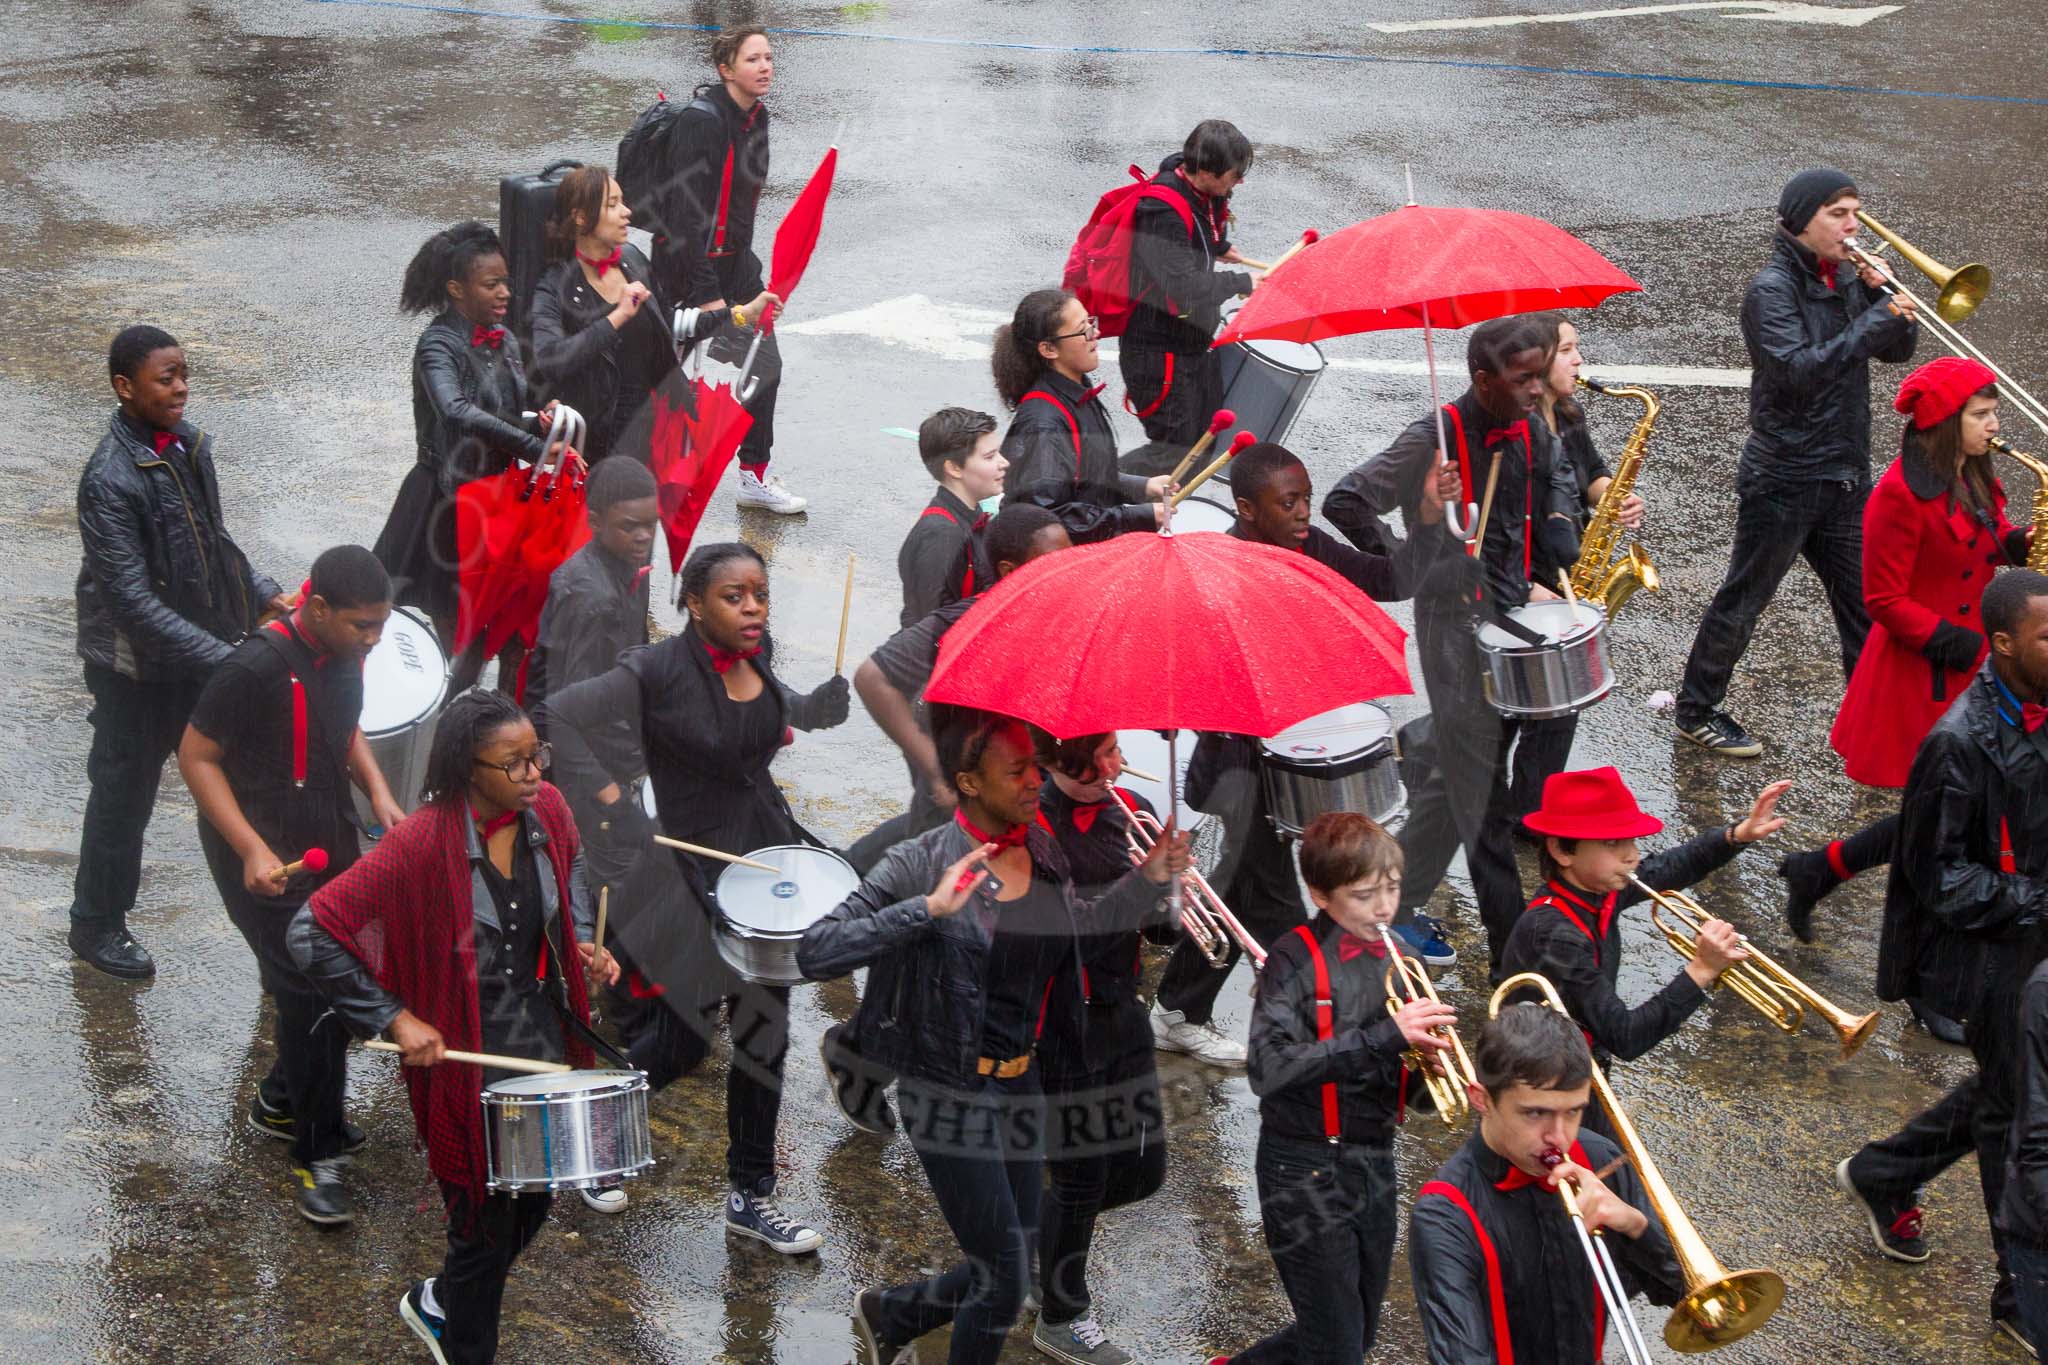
[[1922, 621, 1985, 673], [793, 674, 852, 731]]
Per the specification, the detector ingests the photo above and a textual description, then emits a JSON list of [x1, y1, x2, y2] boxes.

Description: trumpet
[[1123, 804, 1265, 969], [1490, 972, 1786, 1354], [1380, 929, 1476, 1123], [1629, 876, 1878, 1058]]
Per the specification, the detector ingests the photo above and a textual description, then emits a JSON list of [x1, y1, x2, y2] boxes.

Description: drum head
[[1117, 729, 1205, 832], [485, 1069, 645, 1099], [1170, 497, 1237, 536], [360, 606, 449, 736], [1241, 334, 1327, 376], [1260, 703, 1395, 764], [639, 780, 658, 820], [1476, 600, 1605, 650], [716, 846, 859, 937]]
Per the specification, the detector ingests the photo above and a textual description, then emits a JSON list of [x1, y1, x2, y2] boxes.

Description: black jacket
[[1250, 912, 1424, 1146], [75, 412, 279, 682], [529, 247, 677, 465], [1001, 369, 1153, 544], [412, 311, 547, 493], [797, 816, 1166, 1087], [1877, 664, 2048, 1020], [650, 84, 769, 308], [1124, 153, 1253, 355], [1740, 229, 1917, 485], [528, 540, 650, 729], [1411, 1127, 1683, 1364], [898, 486, 994, 629], [2001, 959, 2048, 1250], [1498, 827, 1745, 1065], [1185, 731, 1298, 924]]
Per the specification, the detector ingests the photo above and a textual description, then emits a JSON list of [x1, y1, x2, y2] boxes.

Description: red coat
[[1830, 452, 2027, 787]]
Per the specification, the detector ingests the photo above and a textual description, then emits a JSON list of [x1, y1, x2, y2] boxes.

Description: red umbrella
[[924, 528, 1410, 739], [648, 371, 754, 578], [454, 414, 589, 659], [759, 142, 837, 336]]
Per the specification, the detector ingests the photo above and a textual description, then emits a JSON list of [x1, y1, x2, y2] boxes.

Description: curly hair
[[991, 289, 1075, 410], [399, 221, 505, 316]]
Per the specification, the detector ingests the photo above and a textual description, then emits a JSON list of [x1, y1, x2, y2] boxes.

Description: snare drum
[[355, 606, 449, 826], [713, 845, 860, 985], [1216, 304, 1326, 455], [1477, 600, 1614, 719], [1258, 703, 1404, 836], [482, 1069, 654, 1193], [1168, 496, 1237, 536]]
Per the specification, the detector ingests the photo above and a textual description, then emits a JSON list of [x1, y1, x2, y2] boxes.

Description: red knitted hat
[[1895, 356, 1999, 431]]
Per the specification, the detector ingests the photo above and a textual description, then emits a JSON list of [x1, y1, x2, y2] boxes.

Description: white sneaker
[[736, 468, 808, 514], [580, 1183, 629, 1214], [1150, 1003, 1247, 1067]]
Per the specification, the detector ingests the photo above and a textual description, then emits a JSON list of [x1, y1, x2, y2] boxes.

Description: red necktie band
[[703, 641, 762, 674], [474, 809, 520, 839], [152, 430, 180, 455], [954, 809, 1028, 852]]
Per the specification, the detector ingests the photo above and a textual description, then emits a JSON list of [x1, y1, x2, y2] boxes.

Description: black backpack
[[616, 91, 718, 238]]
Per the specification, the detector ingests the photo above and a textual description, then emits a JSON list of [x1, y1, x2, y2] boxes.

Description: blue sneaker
[[1392, 916, 1457, 968], [399, 1280, 448, 1364], [726, 1178, 824, 1255]]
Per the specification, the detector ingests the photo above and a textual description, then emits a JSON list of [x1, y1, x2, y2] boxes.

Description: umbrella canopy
[[1216, 204, 1640, 347], [453, 447, 588, 659], [760, 144, 836, 335], [649, 372, 754, 578], [924, 529, 1410, 739]]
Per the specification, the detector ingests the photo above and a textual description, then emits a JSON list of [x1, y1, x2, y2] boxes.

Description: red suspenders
[[264, 621, 308, 788], [1021, 390, 1084, 476], [1417, 1181, 1516, 1365], [1127, 352, 1175, 419], [918, 504, 978, 598], [2002, 816, 2017, 874], [1289, 924, 1342, 1144]]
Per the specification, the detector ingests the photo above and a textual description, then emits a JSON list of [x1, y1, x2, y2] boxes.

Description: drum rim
[[1259, 737, 1397, 777], [483, 1068, 650, 1098], [1233, 335, 1328, 370], [360, 604, 450, 735]]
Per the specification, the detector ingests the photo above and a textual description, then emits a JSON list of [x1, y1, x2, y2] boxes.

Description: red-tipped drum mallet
[[273, 847, 330, 884], [1166, 408, 1237, 489], [1172, 430, 1258, 507], [1264, 227, 1319, 277]]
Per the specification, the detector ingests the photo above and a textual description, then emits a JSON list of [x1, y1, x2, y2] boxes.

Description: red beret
[[1895, 356, 1999, 430]]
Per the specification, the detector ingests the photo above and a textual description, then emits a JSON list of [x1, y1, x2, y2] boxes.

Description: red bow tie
[[1485, 419, 1530, 449], [578, 248, 623, 278], [704, 642, 762, 674], [151, 430, 181, 455], [971, 512, 991, 533], [955, 809, 1029, 852], [474, 808, 520, 839], [471, 325, 506, 349], [1070, 801, 1108, 834], [2025, 702, 2048, 734], [1337, 931, 1387, 963]]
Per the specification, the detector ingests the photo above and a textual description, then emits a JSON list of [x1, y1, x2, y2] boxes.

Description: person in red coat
[[1781, 355, 2030, 945]]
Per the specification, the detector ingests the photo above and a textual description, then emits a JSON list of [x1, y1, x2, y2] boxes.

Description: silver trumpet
[[1123, 804, 1266, 969]]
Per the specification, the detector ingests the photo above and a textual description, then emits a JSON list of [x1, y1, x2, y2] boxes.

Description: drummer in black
[[539, 541, 850, 1255], [1149, 442, 1455, 1065], [177, 545, 404, 1225], [1323, 315, 1570, 978], [1034, 731, 1179, 1364]]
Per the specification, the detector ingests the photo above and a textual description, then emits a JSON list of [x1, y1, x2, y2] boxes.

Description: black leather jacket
[[74, 411, 279, 682], [529, 247, 677, 465], [797, 817, 1166, 1087], [412, 311, 547, 494], [1740, 229, 1917, 485]]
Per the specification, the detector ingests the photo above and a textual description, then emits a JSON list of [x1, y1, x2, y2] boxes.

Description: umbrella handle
[[734, 325, 766, 406]]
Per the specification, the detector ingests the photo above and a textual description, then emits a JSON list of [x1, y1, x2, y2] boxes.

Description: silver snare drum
[[482, 1069, 653, 1193], [1476, 600, 1614, 719], [1168, 496, 1236, 536], [1216, 324, 1326, 454], [714, 845, 860, 986], [1258, 703, 1404, 836], [355, 605, 449, 825]]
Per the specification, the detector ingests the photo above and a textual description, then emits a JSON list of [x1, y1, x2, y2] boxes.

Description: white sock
[[420, 1277, 443, 1319]]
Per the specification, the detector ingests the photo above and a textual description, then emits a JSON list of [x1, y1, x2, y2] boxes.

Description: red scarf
[[955, 808, 1029, 851], [308, 787, 592, 1202], [578, 247, 623, 278]]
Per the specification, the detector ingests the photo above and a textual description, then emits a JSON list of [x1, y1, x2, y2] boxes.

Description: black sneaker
[[726, 1178, 824, 1255], [292, 1157, 354, 1226], [852, 1286, 918, 1364], [399, 1280, 449, 1364], [1674, 711, 1764, 759], [1779, 848, 1844, 944], [1909, 998, 1968, 1046], [821, 1023, 897, 1136], [247, 1093, 367, 1153], [1835, 1157, 1928, 1263], [68, 925, 155, 979]]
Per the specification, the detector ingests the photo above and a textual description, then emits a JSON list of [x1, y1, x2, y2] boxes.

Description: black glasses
[[475, 744, 552, 780], [1050, 316, 1100, 343]]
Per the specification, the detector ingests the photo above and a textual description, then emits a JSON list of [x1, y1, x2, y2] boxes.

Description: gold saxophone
[[1990, 436, 2048, 571], [1569, 377, 1661, 616]]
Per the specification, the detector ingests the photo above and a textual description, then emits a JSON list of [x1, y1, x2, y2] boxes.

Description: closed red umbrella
[[924, 528, 1410, 739], [454, 417, 589, 660], [759, 143, 837, 336], [649, 372, 754, 580]]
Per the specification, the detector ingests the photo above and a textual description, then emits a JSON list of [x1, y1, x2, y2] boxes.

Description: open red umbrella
[[648, 371, 753, 580], [924, 528, 1410, 739]]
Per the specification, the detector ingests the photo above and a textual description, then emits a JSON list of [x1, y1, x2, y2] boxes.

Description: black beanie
[[1778, 166, 1857, 234]]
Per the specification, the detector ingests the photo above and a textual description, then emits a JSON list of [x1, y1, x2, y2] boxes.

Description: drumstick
[[1558, 568, 1578, 612], [1119, 764, 1162, 783], [1166, 409, 1237, 488], [833, 553, 856, 675], [652, 834, 783, 874], [1234, 256, 1272, 272], [1255, 228, 1320, 282], [364, 1040, 573, 1076], [271, 847, 330, 884], [1171, 431, 1258, 507], [1468, 450, 1504, 560], [594, 884, 609, 957]]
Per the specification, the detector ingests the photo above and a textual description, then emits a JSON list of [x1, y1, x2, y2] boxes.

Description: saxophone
[[1568, 377, 1661, 616], [1989, 436, 2048, 571]]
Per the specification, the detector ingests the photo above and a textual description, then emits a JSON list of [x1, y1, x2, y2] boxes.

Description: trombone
[[1490, 972, 1787, 1354], [1380, 928, 1476, 1122], [1628, 876, 1879, 1058], [1123, 804, 1266, 969], [1845, 212, 2048, 438]]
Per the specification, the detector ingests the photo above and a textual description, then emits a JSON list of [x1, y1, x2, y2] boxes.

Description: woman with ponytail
[[374, 221, 570, 694], [995, 288, 1171, 545]]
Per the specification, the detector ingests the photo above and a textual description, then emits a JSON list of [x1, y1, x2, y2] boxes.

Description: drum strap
[[1289, 924, 1342, 1144], [919, 504, 978, 598], [1021, 389, 1084, 477], [1125, 351, 1174, 420], [1415, 1181, 1517, 1365]]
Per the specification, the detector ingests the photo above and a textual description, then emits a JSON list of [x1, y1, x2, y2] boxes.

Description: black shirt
[[474, 833, 566, 1072], [977, 876, 1069, 1061], [898, 486, 994, 629], [872, 595, 977, 700]]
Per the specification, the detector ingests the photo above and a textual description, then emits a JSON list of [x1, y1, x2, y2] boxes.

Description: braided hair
[[399, 221, 506, 316], [418, 689, 529, 806]]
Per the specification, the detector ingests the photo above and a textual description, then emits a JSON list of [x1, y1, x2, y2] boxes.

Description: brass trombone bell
[[1853, 210, 1990, 325]]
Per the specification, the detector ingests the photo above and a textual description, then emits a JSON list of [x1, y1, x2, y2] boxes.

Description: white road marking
[[1367, 2, 1899, 34], [786, 294, 1753, 389]]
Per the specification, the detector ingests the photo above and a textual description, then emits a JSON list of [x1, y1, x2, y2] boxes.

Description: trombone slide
[[1124, 804, 1265, 969]]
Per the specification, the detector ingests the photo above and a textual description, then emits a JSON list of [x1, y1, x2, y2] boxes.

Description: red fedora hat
[[1522, 766, 1664, 840]]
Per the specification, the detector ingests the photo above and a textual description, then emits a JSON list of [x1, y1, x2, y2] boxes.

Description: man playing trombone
[[1410, 1003, 1684, 1365], [1498, 766, 1791, 1137]]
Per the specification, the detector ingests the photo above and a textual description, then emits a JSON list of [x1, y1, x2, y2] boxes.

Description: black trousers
[[1507, 714, 1578, 820], [1119, 343, 1224, 450], [1395, 611, 1525, 970], [1039, 1005, 1168, 1325], [879, 1074, 1044, 1364], [704, 317, 780, 468], [1677, 472, 1869, 724], [70, 663, 203, 933], [1235, 1132, 1398, 1363], [1156, 884, 1308, 1026], [436, 1181, 553, 1365]]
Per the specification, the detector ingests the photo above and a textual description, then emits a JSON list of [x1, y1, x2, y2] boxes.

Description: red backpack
[[1062, 165, 1196, 339]]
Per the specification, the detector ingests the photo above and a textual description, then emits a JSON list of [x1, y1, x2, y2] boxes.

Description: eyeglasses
[[1050, 316, 1100, 343], [475, 743, 552, 780]]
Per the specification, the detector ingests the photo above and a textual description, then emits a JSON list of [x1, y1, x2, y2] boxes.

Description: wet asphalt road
[[5, 0, 2048, 1360]]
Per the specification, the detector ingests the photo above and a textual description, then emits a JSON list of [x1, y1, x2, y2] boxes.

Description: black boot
[[1779, 849, 1844, 944]]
